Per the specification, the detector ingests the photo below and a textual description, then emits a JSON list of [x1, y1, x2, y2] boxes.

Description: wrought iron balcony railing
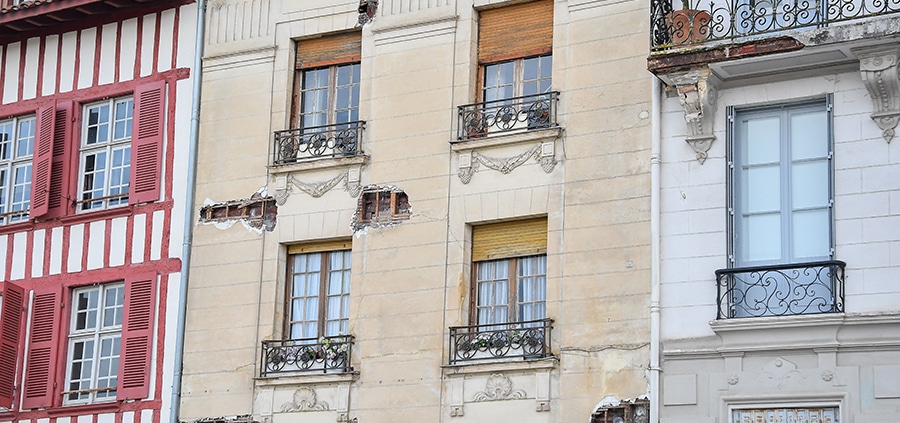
[[650, 0, 900, 51], [456, 92, 559, 141], [271, 121, 364, 165], [260, 335, 354, 377], [448, 318, 553, 364], [716, 260, 846, 319]]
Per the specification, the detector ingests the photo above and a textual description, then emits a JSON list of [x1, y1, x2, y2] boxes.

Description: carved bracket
[[458, 141, 556, 184], [855, 47, 900, 143], [665, 67, 718, 164], [273, 166, 362, 204]]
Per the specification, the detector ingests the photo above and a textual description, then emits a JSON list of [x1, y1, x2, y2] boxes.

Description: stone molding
[[280, 387, 328, 412], [472, 374, 526, 402], [664, 67, 718, 164], [855, 46, 900, 143], [457, 142, 556, 184], [273, 166, 362, 205]]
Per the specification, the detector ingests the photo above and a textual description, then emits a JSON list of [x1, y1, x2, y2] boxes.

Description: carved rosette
[[666, 67, 718, 164], [856, 47, 900, 143]]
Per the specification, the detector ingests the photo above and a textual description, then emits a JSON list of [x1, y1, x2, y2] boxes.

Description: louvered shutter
[[30, 102, 57, 218], [130, 81, 165, 205], [478, 0, 553, 64], [21, 285, 61, 410], [0, 282, 25, 408], [472, 218, 547, 261], [118, 273, 157, 400], [46, 101, 73, 218], [296, 32, 361, 69]]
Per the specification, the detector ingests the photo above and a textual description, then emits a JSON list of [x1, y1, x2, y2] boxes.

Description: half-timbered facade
[[0, 2, 196, 423]]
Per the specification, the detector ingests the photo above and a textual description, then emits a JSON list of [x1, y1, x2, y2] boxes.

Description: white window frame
[[78, 96, 133, 212], [63, 283, 124, 405], [728, 97, 834, 268], [0, 115, 35, 224], [286, 250, 351, 340]]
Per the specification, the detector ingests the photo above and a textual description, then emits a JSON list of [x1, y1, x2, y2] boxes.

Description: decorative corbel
[[666, 67, 718, 164], [855, 47, 900, 143]]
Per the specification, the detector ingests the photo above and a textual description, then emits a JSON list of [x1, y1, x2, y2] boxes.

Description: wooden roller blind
[[472, 218, 547, 261], [478, 0, 553, 64], [288, 239, 352, 255], [296, 32, 361, 69]]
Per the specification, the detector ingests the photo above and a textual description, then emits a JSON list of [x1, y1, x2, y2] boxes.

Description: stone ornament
[[274, 168, 362, 204], [667, 67, 718, 164], [457, 142, 556, 184], [855, 47, 900, 143], [756, 357, 805, 389], [281, 387, 329, 412], [472, 374, 527, 402], [727, 374, 739, 385], [822, 370, 834, 382]]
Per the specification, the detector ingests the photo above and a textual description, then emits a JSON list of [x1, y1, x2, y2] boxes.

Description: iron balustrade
[[448, 318, 553, 364], [260, 335, 354, 376], [271, 121, 365, 165], [715, 260, 846, 319], [650, 0, 900, 51], [456, 92, 559, 141]]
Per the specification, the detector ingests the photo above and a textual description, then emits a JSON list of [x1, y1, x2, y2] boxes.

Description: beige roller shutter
[[478, 0, 553, 64], [472, 218, 547, 261], [288, 239, 352, 255], [296, 32, 362, 69]]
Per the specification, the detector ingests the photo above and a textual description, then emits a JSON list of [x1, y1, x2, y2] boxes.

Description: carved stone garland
[[273, 167, 362, 205], [667, 67, 718, 164], [458, 142, 556, 184], [855, 47, 900, 143]]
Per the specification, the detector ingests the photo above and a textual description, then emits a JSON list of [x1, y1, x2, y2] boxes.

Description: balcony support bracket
[[663, 67, 718, 164], [855, 47, 900, 143]]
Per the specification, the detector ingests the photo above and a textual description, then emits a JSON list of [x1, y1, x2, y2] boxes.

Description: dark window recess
[[591, 401, 649, 423], [356, 187, 410, 226], [199, 194, 277, 231]]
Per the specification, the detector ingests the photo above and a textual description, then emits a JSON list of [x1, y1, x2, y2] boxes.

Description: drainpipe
[[170, 0, 206, 422], [649, 75, 662, 423]]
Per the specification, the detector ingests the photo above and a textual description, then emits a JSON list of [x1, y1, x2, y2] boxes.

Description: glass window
[[298, 63, 360, 129], [475, 255, 547, 326], [0, 115, 35, 224], [64, 284, 124, 404], [287, 250, 351, 340], [482, 54, 552, 103], [79, 97, 133, 211]]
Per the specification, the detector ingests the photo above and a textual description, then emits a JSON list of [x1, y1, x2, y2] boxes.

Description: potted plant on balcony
[[667, 0, 711, 45]]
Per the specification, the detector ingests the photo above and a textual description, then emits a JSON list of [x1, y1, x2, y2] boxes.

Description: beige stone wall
[[181, 0, 653, 422]]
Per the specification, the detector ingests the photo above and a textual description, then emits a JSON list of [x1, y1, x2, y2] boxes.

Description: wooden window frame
[[285, 249, 352, 340], [291, 63, 361, 130], [470, 254, 547, 325], [479, 54, 553, 103]]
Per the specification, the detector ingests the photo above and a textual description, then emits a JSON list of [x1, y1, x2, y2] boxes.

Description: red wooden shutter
[[130, 81, 165, 204], [0, 282, 25, 408], [30, 102, 57, 218], [22, 285, 61, 410], [118, 273, 157, 400], [46, 101, 74, 218]]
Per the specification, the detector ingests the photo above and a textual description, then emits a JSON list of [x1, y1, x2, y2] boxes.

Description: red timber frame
[[0, 2, 192, 420]]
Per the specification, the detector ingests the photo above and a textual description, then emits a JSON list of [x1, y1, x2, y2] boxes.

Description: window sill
[[268, 154, 369, 175], [710, 312, 846, 333], [450, 126, 562, 151], [254, 370, 359, 387], [442, 356, 558, 376], [0, 220, 34, 236], [45, 401, 120, 415]]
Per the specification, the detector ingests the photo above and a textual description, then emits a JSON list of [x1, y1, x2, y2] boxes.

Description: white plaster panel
[[87, 220, 106, 270], [874, 365, 900, 398], [97, 414, 114, 423], [68, 224, 85, 272], [77, 28, 97, 89], [57, 417, 70, 423], [140, 409, 153, 423], [151, 210, 164, 260], [157, 10, 176, 73], [661, 232, 723, 260], [132, 213, 147, 263], [839, 242, 890, 270], [98, 23, 118, 85], [835, 192, 889, 220], [121, 412, 134, 423], [3, 43, 20, 104], [663, 374, 697, 405], [59, 32, 77, 93], [31, 229, 45, 278], [862, 267, 900, 295], [49, 227, 63, 275], [661, 304, 716, 339], [10, 232, 26, 280], [176, 5, 197, 69], [110, 217, 127, 267], [22, 38, 39, 100], [140, 14, 157, 77], [661, 280, 716, 309], [119, 18, 138, 82], [834, 168, 862, 196], [41, 35, 59, 96], [77, 415, 91, 423], [37, 418, 49, 423], [0, 235, 8, 279], [862, 163, 900, 192]]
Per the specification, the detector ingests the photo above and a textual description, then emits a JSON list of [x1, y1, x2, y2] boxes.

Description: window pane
[[791, 160, 829, 209], [743, 116, 780, 165], [792, 209, 830, 259], [791, 110, 828, 160], [0, 121, 12, 160], [744, 165, 780, 213], [16, 118, 35, 158], [742, 213, 782, 262]]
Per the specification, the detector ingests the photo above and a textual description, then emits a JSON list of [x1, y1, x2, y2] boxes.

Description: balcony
[[650, 0, 900, 53], [456, 92, 559, 142], [448, 318, 553, 365], [271, 121, 365, 166], [715, 260, 846, 319], [259, 336, 354, 377]]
